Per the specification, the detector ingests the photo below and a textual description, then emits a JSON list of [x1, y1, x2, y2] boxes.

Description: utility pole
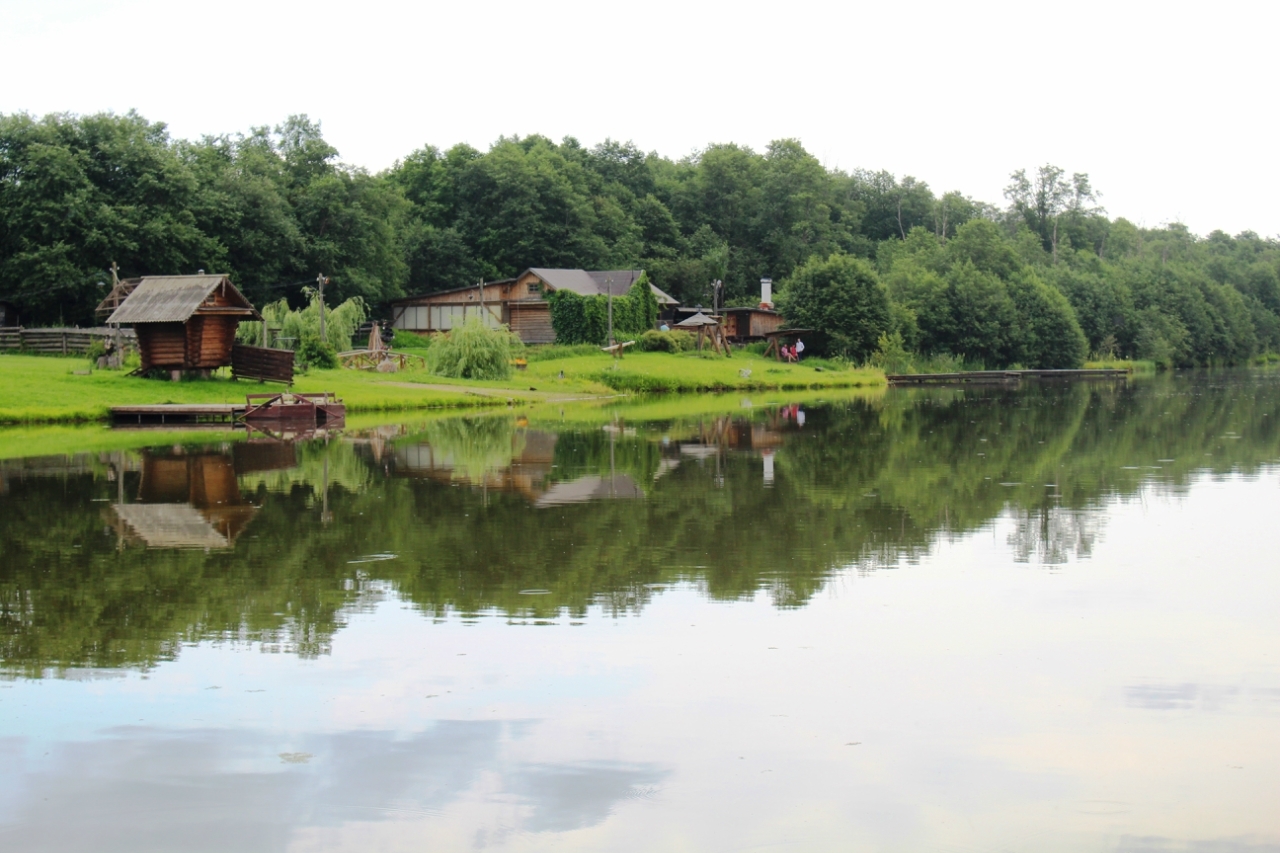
[[606, 276, 614, 348], [478, 278, 485, 326], [317, 273, 328, 343]]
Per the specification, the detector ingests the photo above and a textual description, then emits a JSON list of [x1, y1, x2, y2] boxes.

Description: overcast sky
[[2, 0, 1275, 238]]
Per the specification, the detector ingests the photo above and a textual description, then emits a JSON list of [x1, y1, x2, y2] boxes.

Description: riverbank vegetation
[[0, 349, 881, 423], [3, 113, 1278, 369]]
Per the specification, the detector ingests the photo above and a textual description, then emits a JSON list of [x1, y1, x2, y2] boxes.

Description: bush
[[547, 273, 660, 345], [296, 334, 338, 370], [85, 339, 106, 365], [776, 253, 892, 361], [428, 317, 517, 380], [637, 329, 695, 352]]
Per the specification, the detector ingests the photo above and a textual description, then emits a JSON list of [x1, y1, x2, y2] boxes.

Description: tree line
[[2, 110, 1278, 366]]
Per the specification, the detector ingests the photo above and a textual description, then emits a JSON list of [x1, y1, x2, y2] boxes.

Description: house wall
[[509, 303, 554, 343], [186, 316, 239, 368], [392, 298, 505, 333], [136, 323, 188, 369]]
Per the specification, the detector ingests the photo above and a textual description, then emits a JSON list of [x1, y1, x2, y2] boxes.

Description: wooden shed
[[721, 306, 785, 342], [107, 275, 260, 376]]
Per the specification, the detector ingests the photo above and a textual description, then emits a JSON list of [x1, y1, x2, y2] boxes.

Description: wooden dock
[[887, 368, 1130, 385], [110, 404, 245, 425]]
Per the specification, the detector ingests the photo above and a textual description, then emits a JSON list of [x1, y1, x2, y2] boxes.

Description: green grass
[[0, 350, 884, 424], [520, 350, 883, 393], [0, 354, 502, 424], [1083, 358, 1157, 372]]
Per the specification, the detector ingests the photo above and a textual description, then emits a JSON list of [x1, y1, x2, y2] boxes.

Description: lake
[[1, 372, 1278, 852]]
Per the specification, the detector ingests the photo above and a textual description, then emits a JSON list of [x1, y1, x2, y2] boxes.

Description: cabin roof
[[528, 268, 679, 305], [107, 275, 259, 324]]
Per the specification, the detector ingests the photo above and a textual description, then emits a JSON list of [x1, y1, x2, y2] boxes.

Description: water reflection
[[1, 373, 1279, 676], [1, 372, 1279, 850], [1, 721, 667, 853]]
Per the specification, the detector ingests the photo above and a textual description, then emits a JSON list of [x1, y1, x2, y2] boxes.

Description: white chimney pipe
[[760, 278, 773, 309]]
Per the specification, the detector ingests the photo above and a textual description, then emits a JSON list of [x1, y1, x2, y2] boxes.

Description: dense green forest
[[3, 111, 1279, 367]]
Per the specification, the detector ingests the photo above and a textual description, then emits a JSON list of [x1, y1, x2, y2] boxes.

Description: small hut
[[107, 275, 260, 377]]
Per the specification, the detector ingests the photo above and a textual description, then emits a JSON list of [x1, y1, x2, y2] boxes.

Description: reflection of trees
[[1006, 506, 1103, 565], [3, 372, 1280, 675]]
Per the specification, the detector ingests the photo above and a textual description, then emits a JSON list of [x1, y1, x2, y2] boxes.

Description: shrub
[[637, 329, 695, 352], [428, 317, 517, 380], [85, 339, 106, 365], [296, 334, 338, 370]]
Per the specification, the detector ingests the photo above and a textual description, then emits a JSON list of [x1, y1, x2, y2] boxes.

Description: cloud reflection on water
[[0, 722, 667, 853]]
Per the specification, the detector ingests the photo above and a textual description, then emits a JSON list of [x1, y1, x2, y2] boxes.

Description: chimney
[[760, 278, 773, 310]]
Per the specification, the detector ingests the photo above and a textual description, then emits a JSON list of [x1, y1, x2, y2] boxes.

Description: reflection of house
[[110, 444, 295, 549], [390, 429, 558, 501], [535, 475, 644, 506], [390, 428, 646, 505], [389, 269, 679, 344]]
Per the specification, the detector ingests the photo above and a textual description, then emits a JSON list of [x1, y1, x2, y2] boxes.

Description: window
[[527, 282, 543, 295]]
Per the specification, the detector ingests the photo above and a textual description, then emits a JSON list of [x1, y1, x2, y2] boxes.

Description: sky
[[2, 0, 1276, 238]]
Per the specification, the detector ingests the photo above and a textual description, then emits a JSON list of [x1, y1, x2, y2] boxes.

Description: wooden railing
[[0, 327, 136, 354]]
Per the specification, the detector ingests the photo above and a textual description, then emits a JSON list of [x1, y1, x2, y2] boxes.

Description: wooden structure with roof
[[389, 268, 680, 344], [675, 311, 732, 355], [107, 274, 261, 376]]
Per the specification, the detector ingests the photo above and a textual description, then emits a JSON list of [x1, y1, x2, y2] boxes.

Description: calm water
[[1, 373, 1278, 852]]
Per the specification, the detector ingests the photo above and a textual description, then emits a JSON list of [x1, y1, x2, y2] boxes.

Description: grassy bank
[[517, 351, 881, 393], [0, 351, 884, 424], [0, 354, 500, 423]]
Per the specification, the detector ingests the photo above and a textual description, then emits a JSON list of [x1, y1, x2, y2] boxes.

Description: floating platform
[[110, 404, 244, 425], [887, 368, 1130, 386], [241, 392, 345, 428]]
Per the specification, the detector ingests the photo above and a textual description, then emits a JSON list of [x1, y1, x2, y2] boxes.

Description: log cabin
[[388, 268, 679, 344], [107, 275, 260, 376]]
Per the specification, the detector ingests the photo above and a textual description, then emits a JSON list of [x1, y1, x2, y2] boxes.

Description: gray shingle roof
[[107, 275, 258, 324], [528, 269, 679, 306]]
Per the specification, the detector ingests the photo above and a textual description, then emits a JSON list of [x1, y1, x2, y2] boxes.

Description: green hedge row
[[547, 274, 659, 345]]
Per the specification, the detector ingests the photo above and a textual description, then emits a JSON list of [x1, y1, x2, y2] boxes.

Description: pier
[[109, 404, 245, 425]]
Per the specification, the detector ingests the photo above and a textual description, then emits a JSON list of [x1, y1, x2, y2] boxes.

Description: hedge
[[547, 273, 659, 345]]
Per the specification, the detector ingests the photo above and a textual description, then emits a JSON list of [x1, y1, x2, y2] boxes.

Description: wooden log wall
[[137, 323, 187, 369], [185, 316, 238, 368]]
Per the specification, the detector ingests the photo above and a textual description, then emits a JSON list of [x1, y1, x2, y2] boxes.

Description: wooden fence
[[0, 327, 136, 355], [231, 344, 295, 384]]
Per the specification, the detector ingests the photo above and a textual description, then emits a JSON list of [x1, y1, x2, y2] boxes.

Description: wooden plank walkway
[[887, 368, 1130, 385], [110, 404, 245, 425]]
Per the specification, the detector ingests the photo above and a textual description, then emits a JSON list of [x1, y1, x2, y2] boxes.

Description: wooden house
[[107, 275, 260, 375], [721, 306, 785, 342], [389, 268, 679, 344]]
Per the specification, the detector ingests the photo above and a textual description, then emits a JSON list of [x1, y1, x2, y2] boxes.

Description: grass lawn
[[0, 354, 503, 424], [515, 350, 883, 393], [0, 349, 884, 424]]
